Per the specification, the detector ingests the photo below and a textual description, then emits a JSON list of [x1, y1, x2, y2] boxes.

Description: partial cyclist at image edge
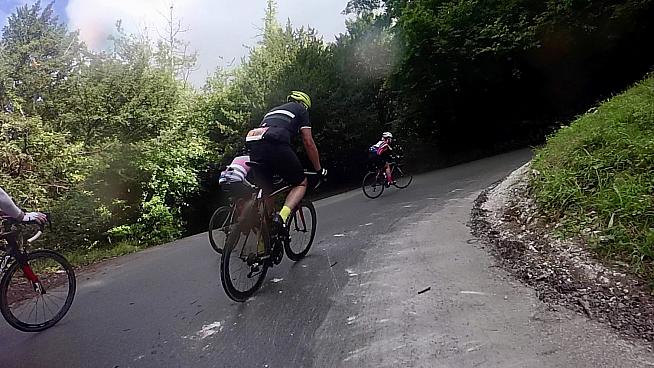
[[0, 186, 76, 332], [245, 90, 326, 236], [0, 187, 47, 224], [368, 132, 396, 187]]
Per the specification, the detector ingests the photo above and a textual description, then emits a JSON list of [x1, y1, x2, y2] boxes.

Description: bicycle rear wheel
[[220, 219, 269, 302], [284, 200, 317, 261], [362, 171, 385, 199], [208, 206, 234, 254], [0, 250, 76, 332], [392, 165, 413, 189]]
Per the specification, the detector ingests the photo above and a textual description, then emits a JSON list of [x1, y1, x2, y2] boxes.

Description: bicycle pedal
[[247, 266, 262, 278]]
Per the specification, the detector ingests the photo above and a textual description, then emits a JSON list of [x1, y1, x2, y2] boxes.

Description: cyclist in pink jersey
[[368, 132, 395, 187]]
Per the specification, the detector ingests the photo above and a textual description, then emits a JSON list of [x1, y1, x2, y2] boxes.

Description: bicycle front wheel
[[220, 221, 269, 302], [0, 250, 76, 332], [392, 166, 413, 189], [362, 171, 385, 199], [208, 206, 234, 254], [284, 200, 317, 261]]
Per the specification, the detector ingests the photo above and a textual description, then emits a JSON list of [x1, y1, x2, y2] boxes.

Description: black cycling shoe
[[271, 213, 289, 238]]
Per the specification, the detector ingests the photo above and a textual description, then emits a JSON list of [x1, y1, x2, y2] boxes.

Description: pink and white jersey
[[370, 140, 391, 156], [219, 155, 252, 185]]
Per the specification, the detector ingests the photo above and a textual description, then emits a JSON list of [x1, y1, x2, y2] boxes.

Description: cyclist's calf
[[284, 177, 308, 212]]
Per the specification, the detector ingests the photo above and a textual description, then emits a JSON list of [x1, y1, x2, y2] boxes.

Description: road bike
[[219, 163, 320, 302], [362, 157, 413, 199], [0, 215, 76, 332]]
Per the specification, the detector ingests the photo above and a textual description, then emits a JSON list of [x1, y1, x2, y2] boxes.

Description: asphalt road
[[2, 149, 652, 368]]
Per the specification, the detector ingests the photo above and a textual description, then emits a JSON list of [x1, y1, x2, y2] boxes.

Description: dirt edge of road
[[470, 162, 654, 344]]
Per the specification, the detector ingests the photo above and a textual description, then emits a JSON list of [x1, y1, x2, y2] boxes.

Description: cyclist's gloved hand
[[22, 212, 47, 225]]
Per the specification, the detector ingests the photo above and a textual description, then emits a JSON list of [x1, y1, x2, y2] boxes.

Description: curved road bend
[[2, 149, 653, 368]]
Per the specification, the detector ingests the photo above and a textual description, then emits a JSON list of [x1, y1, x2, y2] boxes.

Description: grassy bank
[[61, 241, 145, 268], [530, 74, 654, 278]]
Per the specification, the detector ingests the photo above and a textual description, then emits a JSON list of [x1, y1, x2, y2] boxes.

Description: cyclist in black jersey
[[245, 91, 326, 235]]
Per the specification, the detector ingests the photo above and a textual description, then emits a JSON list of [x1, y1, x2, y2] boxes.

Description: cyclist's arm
[[0, 187, 24, 220], [300, 128, 322, 172]]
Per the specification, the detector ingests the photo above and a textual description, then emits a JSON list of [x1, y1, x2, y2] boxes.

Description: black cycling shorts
[[247, 141, 306, 189], [368, 151, 390, 169]]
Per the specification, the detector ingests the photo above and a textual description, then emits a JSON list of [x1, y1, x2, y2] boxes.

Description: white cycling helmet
[[382, 132, 393, 139]]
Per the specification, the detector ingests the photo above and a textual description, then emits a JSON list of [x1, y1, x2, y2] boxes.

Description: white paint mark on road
[[403, 205, 414, 208], [197, 321, 224, 339], [460, 291, 487, 296], [347, 316, 357, 325], [182, 321, 224, 341], [343, 347, 367, 362], [378, 319, 390, 323], [271, 278, 283, 283], [301, 264, 308, 268], [345, 269, 358, 277], [134, 355, 145, 361], [466, 344, 485, 352], [359, 223, 374, 227], [333, 234, 346, 237], [450, 188, 463, 193]]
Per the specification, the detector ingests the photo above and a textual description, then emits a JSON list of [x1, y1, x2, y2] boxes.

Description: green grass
[[531, 74, 654, 278], [62, 241, 145, 267]]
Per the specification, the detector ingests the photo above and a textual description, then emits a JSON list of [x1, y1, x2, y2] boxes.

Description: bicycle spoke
[[42, 294, 60, 318], [33, 298, 38, 325], [46, 292, 68, 303], [16, 301, 32, 321]]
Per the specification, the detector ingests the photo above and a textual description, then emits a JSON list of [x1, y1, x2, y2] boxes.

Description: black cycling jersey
[[255, 102, 310, 145], [244, 101, 311, 187]]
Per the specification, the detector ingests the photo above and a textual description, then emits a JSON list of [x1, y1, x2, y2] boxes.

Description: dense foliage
[[1, 0, 652, 260]]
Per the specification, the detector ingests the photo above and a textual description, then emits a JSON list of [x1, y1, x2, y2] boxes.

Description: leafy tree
[[0, 113, 88, 209], [0, 1, 83, 120], [57, 24, 180, 145], [155, 3, 198, 87]]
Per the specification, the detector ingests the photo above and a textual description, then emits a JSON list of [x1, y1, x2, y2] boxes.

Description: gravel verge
[[470, 162, 654, 342]]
